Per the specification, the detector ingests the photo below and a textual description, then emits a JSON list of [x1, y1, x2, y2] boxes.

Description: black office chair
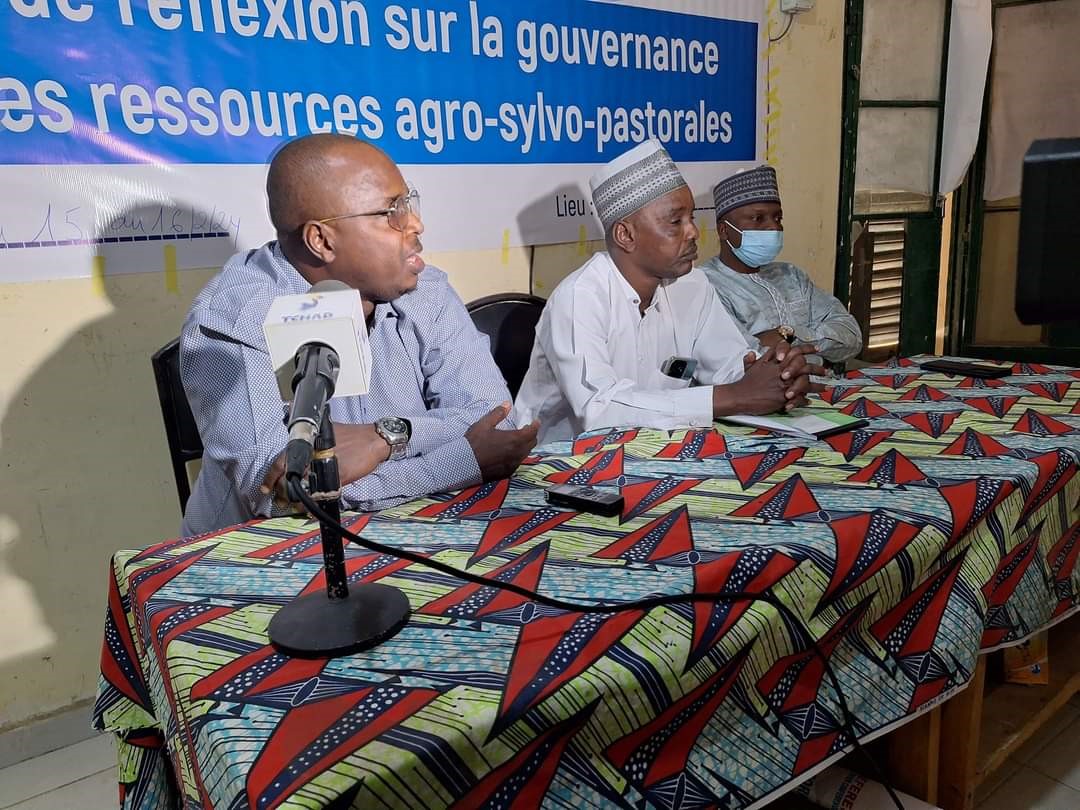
[[151, 338, 203, 512], [466, 293, 547, 398]]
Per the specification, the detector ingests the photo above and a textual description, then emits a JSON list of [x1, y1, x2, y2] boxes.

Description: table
[[93, 357, 1080, 809]]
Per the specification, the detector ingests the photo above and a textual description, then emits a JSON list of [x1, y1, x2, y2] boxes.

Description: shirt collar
[[270, 241, 397, 323], [603, 251, 668, 312], [269, 241, 315, 295]]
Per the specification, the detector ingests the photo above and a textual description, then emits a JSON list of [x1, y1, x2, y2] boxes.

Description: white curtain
[[939, 0, 992, 195]]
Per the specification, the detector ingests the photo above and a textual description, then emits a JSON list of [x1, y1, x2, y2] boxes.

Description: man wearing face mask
[[701, 165, 863, 366], [514, 141, 823, 445]]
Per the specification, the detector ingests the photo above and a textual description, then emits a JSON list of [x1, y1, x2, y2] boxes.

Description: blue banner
[[2, 0, 758, 165]]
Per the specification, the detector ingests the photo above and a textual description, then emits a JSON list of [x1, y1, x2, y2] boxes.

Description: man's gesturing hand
[[465, 403, 540, 482]]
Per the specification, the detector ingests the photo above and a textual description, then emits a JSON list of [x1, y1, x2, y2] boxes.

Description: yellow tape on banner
[[164, 244, 179, 293], [501, 229, 510, 265], [92, 255, 106, 297]]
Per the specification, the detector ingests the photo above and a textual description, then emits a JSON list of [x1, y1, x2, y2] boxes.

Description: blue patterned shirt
[[179, 242, 511, 536]]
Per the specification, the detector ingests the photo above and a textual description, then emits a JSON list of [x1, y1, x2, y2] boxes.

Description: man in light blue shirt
[[180, 134, 537, 536], [701, 165, 863, 366]]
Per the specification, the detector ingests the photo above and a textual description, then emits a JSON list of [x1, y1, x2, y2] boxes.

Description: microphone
[[262, 278, 372, 479], [283, 341, 340, 479]]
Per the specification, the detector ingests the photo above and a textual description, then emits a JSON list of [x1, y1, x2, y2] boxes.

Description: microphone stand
[[268, 405, 411, 658]]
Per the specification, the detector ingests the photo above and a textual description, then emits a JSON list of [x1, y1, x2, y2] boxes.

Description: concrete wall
[[0, 1, 844, 731]]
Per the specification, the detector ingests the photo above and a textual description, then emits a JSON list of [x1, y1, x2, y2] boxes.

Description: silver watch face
[[379, 417, 409, 439]]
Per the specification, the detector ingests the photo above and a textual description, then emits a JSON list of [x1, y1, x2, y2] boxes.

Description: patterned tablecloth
[[94, 358, 1080, 809]]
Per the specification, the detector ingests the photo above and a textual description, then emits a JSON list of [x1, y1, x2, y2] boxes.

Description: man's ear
[[301, 220, 335, 264], [611, 219, 635, 253]]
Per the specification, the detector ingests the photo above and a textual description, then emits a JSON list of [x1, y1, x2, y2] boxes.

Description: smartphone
[[545, 484, 625, 517], [661, 356, 698, 381], [919, 359, 1010, 379]]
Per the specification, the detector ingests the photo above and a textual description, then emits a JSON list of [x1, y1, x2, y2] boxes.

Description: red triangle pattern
[[414, 479, 510, 519], [940, 478, 1015, 544], [469, 509, 575, 564], [620, 476, 705, 523], [940, 428, 1012, 458], [130, 546, 218, 611], [572, 429, 640, 456], [824, 429, 894, 462], [900, 411, 960, 439], [604, 645, 752, 787], [823, 513, 922, 602], [1012, 409, 1073, 437], [840, 397, 891, 419], [656, 429, 729, 460], [886, 374, 921, 389], [688, 550, 798, 668], [1012, 362, 1054, 375], [1016, 450, 1078, 529], [1023, 382, 1072, 402], [731, 474, 822, 520], [847, 449, 926, 485], [871, 551, 968, 662], [149, 604, 235, 652], [819, 383, 866, 404], [248, 686, 442, 810], [191, 649, 327, 703], [448, 701, 597, 810], [730, 447, 807, 489], [593, 505, 693, 562], [980, 528, 1042, 647], [757, 597, 874, 775], [1047, 519, 1080, 617], [99, 571, 155, 713], [299, 551, 414, 597], [965, 396, 1021, 419], [957, 376, 1006, 389], [492, 608, 646, 739], [758, 594, 874, 710], [544, 446, 624, 486], [899, 384, 954, 403], [245, 516, 372, 560], [419, 542, 550, 619]]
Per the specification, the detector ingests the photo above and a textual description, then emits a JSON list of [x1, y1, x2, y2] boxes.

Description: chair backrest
[[151, 338, 204, 512], [466, 293, 547, 399]]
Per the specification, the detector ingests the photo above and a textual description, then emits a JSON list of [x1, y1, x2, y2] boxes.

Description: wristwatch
[[374, 416, 412, 461], [777, 325, 796, 344]]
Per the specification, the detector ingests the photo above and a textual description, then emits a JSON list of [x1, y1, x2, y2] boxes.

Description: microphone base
[[268, 584, 411, 658]]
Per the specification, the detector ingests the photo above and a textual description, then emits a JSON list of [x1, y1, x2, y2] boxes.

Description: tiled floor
[[2, 694, 1080, 809]]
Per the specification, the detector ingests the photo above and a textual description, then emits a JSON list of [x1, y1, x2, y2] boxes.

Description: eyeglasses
[[316, 187, 420, 232]]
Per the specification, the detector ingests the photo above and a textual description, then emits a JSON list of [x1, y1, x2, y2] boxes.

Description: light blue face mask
[[724, 220, 783, 268]]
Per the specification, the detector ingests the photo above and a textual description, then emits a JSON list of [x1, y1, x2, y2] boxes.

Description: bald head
[[266, 134, 394, 235]]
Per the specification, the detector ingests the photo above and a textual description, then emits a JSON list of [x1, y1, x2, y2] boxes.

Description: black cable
[[769, 13, 795, 43], [289, 476, 906, 809]]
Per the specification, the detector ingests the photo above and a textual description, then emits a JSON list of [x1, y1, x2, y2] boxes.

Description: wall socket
[[779, 0, 815, 12]]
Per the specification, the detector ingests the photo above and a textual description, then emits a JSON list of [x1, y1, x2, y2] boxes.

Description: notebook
[[719, 409, 868, 440]]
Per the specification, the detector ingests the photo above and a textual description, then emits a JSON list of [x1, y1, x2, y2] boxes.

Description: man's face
[[319, 149, 425, 304], [719, 201, 783, 248], [626, 186, 700, 279]]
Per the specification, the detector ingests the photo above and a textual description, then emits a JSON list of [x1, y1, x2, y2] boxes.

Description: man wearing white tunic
[[701, 165, 863, 365], [514, 141, 821, 445]]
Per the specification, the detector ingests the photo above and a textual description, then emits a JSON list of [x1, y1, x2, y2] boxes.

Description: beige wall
[[972, 200, 1044, 346], [0, 3, 844, 731]]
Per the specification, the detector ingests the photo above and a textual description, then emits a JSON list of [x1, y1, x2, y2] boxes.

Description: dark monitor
[[1016, 137, 1080, 325]]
